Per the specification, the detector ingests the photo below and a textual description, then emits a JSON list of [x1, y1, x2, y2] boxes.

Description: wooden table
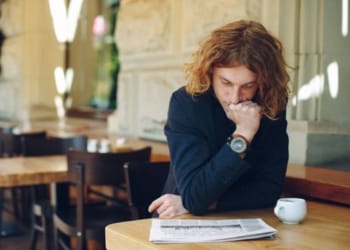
[[285, 164, 350, 205], [0, 137, 169, 188], [0, 155, 67, 237], [106, 200, 350, 250], [0, 155, 67, 188], [1, 155, 349, 205], [1, 139, 349, 245]]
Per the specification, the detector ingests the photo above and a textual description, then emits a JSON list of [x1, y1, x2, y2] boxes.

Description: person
[[148, 20, 290, 218]]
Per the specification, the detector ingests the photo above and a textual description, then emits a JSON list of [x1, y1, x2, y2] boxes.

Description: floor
[[0, 200, 103, 250], [0, 207, 43, 250]]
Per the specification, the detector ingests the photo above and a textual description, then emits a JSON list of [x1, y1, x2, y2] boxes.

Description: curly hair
[[185, 20, 290, 119]]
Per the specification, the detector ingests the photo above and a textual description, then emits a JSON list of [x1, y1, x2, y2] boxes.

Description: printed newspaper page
[[149, 218, 277, 243]]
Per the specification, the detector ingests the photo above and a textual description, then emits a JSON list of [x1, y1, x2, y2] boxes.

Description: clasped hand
[[227, 101, 262, 142]]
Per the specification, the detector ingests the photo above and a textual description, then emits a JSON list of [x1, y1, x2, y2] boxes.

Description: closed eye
[[242, 82, 257, 89], [221, 79, 232, 86]]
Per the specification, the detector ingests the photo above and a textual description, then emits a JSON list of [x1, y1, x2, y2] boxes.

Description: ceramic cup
[[274, 198, 307, 224]]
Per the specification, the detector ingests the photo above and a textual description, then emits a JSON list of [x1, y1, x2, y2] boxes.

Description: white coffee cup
[[274, 198, 307, 224]]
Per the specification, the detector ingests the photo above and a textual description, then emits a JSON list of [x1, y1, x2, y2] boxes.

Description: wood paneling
[[285, 164, 350, 205]]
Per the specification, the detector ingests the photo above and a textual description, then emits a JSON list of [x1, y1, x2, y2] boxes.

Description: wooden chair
[[53, 146, 152, 250], [0, 126, 15, 155], [123, 161, 170, 219], [21, 135, 88, 157], [0, 127, 16, 218], [0, 129, 47, 238], [0, 130, 47, 157], [20, 135, 88, 250]]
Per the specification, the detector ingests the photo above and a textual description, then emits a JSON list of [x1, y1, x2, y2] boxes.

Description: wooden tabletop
[[106, 200, 350, 250], [1, 117, 349, 205], [285, 164, 350, 205], [0, 136, 169, 188], [0, 117, 170, 155], [0, 155, 67, 187]]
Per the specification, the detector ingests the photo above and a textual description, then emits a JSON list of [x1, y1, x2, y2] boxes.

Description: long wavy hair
[[185, 20, 290, 119]]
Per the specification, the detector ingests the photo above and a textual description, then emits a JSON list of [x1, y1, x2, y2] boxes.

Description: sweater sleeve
[[165, 91, 252, 215], [165, 89, 289, 215], [216, 111, 289, 211]]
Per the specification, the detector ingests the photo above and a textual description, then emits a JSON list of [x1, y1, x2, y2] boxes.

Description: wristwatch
[[227, 134, 249, 154]]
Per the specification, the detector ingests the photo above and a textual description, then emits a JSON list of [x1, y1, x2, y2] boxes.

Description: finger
[[156, 201, 171, 215], [158, 207, 176, 219], [148, 196, 164, 212], [243, 101, 256, 107]]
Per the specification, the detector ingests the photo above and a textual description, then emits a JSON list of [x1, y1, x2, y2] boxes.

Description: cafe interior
[[0, 0, 350, 249]]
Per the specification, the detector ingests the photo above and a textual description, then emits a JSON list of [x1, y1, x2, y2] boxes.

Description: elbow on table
[[186, 205, 208, 216], [182, 197, 209, 216], [262, 188, 283, 207]]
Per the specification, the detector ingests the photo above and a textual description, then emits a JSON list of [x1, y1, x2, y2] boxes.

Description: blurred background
[[0, 0, 349, 168]]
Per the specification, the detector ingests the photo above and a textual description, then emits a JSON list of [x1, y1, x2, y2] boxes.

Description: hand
[[148, 194, 188, 218], [227, 101, 262, 142]]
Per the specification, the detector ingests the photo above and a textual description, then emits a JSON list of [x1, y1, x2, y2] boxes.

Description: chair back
[[55, 146, 152, 249], [67, 146, 152, 186], [0, 130, 47, 157], [0, 126, 16, 134], [21, 135, 88, 156], [124, 161, 170, 218]]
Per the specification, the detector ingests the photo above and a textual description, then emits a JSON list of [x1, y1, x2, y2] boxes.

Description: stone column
[[279, 0, 350, 167]]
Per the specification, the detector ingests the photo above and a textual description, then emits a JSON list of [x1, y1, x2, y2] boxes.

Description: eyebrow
[[218, 75, 257, 86]]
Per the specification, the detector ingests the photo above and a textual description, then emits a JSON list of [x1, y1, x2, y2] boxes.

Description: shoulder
[[167, 87, 218, 128], [261, 110, 287, 126], [258, 110, 288, 139], [170, 86, 215, 109], [171, 86, 190, 102]]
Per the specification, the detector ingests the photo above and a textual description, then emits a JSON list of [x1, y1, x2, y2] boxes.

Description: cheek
[[213, 83, 223, 98], [243, 88, 258, 99], [218, 87, 231, 102]]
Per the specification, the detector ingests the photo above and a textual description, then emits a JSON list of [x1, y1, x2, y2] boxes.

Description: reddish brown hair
[[185, 20, 290, 119]]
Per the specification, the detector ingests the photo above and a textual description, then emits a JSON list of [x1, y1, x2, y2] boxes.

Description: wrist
[[233, 130, 254, 144], [227, 134, 249, 155]]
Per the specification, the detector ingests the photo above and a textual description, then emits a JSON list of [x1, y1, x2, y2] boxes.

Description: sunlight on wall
[[327, 61, 339, 99], [292, 60, 340, 106], [343, 0, 348, 37], [292, 74, 325, 106], [54, 67, 74, 95], [49, 0, 84, 118], [49, 0, 84, 43]]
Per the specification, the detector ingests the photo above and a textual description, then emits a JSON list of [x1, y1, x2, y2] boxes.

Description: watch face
[[230, 137, 247, 153]]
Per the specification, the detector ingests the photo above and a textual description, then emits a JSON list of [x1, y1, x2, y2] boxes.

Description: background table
[[0, 155, 67, 188], [106, 200, 350, 250]]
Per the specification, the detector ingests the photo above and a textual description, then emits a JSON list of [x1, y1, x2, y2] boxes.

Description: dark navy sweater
[[162, 87, 289, 215]]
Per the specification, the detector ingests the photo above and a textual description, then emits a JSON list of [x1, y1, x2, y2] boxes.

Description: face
[[212, 65, 258, 114]]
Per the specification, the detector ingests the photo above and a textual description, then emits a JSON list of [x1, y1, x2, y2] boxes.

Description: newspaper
[[149, 218, 277, 243]]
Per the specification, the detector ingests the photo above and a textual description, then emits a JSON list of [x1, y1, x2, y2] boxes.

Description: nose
[[229, 86, 240, 104]]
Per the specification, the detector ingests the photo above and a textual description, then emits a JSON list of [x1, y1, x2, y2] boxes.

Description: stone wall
[[0, 0, 24, 120], [111, 0, 268, 141], [0, 0, 99, 121], [111, 0, 350, 168], [0, 0, 64, 121], [1, 0, 349, 167]]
